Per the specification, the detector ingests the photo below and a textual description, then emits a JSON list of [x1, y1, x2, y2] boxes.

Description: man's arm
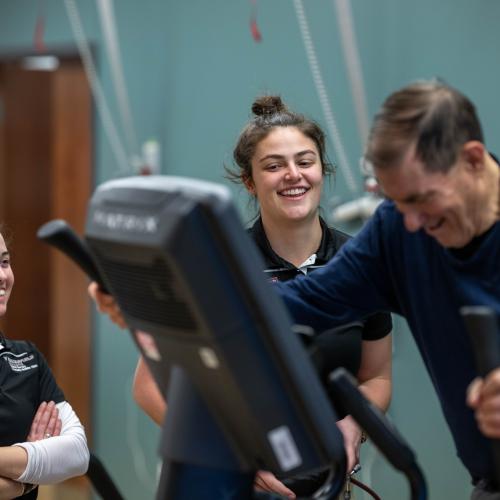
[[276, 203, 401, 334]]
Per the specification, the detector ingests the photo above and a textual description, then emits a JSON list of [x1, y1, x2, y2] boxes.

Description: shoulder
[[327, 227, 351, 249], [246, 218, 285, 269], [246, 218, 264, 243], [318, 217, 351, 260], [372, 199, 402, 227], [0, 337, 50, 384], [0, 337, 52, 376], [346, 200, 405, 252], [1, 337, 40, 356]]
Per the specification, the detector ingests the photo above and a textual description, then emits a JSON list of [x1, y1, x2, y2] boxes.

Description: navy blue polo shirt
[[248, 216, 392, 342]]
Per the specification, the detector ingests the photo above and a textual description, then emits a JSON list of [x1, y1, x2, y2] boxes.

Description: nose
[[284, 163, 302, 182], [402, 208, 425, 233]]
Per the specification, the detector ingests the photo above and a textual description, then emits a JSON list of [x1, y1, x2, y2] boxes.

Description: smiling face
[[375, 145, 489, 248], [245, 127, 324, 226], [0, 233, 14, 317]]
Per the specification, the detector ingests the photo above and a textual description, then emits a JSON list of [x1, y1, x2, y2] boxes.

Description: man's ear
[[461, 141, 486, 171], [243, 176, 256, 195]]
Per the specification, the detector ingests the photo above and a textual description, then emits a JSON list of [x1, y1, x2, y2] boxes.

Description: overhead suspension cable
[[96, 0, 140, 162], [293, 0, 360, 196], [64, 0, 132, 174], [333, 0, 370, 145]]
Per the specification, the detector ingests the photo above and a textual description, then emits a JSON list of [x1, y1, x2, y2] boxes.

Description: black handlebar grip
[[37, 219, 108, 293], [329, 368, 415, 470], [329, 368, 427, 500], [461, 306, 500, 377], [461, 305, 500, 490]]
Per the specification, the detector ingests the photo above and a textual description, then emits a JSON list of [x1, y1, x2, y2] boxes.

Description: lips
[[278, 187, 309, 197], [426, 218, 445, 233]]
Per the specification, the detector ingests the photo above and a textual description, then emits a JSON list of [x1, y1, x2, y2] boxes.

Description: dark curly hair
[[226, 95, 334, 186], [0, 223, 12, 248]]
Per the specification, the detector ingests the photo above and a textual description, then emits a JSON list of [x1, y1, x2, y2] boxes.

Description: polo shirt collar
[[251, 216, 334, 269]]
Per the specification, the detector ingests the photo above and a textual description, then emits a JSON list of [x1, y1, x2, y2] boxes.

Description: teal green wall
[[2, 1, 500, 498]]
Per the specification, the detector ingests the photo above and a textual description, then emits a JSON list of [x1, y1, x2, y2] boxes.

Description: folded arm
[[0, 476, 24, 499], [6, 401, 89, 485]]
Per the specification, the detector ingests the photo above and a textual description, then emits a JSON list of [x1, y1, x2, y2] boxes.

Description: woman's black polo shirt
[[0, 333, 64, 499]]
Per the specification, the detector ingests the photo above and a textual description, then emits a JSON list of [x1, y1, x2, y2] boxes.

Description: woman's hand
[[27, 401, 61, 441], [88, 282, 127, 329], [254, 470, 296, 498], [336, 414, 362, 473]]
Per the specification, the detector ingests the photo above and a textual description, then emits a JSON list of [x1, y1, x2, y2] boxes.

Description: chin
[[437, 235, 470, 249], [284, 207, 316, 220]]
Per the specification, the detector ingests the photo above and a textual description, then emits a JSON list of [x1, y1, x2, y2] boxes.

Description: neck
[[260, 213, 323, 267]]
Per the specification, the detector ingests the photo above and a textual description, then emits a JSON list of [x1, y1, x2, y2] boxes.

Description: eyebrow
[[401, 194, 424, 204], [258, 149, 317, 163], [380, 189, 428, 204]]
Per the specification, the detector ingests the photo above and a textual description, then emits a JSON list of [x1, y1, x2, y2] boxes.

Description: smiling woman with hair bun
[[226, 95, 392, 496]]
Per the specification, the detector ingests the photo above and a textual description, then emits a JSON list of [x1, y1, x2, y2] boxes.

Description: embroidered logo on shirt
[[0, 352, 38, 372]]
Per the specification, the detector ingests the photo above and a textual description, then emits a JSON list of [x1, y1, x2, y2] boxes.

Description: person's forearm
[[15, 401, 89, 484], [0, 446, 28, 480], [0, 476, 23, 499], [133, 356, 167, 426], [358, 377, 392, 412], [356, 335, 392, 412], [16, 434, 88, 484]]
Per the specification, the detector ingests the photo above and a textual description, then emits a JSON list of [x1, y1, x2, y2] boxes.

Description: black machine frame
[[37, 175, 432, 500]]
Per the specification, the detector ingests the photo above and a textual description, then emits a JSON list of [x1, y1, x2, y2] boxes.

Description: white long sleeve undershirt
[[14, 401, 89, 484]]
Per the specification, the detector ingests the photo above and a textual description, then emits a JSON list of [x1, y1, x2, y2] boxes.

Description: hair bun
[[252, 95, 287, 117]]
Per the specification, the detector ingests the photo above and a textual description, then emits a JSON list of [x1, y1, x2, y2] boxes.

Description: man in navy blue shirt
[[276, 80, 500, 499]]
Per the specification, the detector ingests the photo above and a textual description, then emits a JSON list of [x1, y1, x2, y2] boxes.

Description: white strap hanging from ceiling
[[333, 0, 370, 145], [96, 0, 140, 163], [63, 0, 133, 174], [293, 0, 360, 196]]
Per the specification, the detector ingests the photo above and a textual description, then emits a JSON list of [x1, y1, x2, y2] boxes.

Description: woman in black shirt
[[0, 227, 89, 499]]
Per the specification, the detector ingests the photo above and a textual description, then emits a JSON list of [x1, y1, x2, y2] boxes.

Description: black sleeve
[[361, 312, 392, 341], [32, 343, 65, 404]]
